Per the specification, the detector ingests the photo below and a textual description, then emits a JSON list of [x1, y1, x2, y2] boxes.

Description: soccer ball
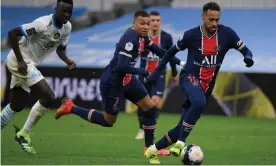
[[180, 144, 204, 165]]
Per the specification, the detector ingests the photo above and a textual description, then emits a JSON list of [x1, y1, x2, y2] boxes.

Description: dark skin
[[7, 1, 75, 111], [201, 9, 220, 37]]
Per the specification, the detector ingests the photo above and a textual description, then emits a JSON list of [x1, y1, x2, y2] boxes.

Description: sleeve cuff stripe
[[119, 51, 132, 58], [176, 43, 181, 51], [238, 43, 245, 51]]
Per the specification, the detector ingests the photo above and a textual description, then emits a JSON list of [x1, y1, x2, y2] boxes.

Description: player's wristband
[[180, 61, 186, 67]]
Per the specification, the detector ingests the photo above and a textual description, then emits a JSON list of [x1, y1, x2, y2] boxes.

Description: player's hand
[[243, 56, 254, 67], [67, 59, 76, 70], [17, 60, 28, 75]]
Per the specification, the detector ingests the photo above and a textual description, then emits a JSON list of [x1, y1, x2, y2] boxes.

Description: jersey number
[[188, 75, 199, 84]]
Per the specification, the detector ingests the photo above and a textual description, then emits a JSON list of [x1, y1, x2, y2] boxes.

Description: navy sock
[[137, 108, 143, 129], [155, 106, 188, 150], [178, 101, 205, 142], [71, 106, 112, 127], [142, 106, 157, 147]]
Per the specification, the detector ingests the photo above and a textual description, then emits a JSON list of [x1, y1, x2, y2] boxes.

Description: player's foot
[[169, 141, 185, 157], [135, 129, 144, 140], [157, 149, 170, 156], [14, 125, 36, 155], [144, 146, 160, 164], [144, 147, 170, 156], [55, 98, 74, 119]]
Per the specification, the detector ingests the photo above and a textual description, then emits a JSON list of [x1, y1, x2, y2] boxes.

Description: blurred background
[[1, 1, 276, 165], [1, 0, 276, 118]]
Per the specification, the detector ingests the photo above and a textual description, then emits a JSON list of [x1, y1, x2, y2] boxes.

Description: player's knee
[[191, 99, 206, 111], [137, 95, 155, 111], [46, 90, 55, 101], [40, 90, 55, 107], [152, 96, 161, 106]]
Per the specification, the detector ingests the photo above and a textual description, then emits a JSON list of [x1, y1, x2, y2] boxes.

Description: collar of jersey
[[200, 25, 217, 39], [52, 14, 63, 29]]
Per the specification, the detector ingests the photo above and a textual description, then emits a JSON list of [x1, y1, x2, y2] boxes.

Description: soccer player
[[0, 0, 75, 154], [135, 11, 178, 141], [144, 2, 254, 163], [55, 10, 182, 164]]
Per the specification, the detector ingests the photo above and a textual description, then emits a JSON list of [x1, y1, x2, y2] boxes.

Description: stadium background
[[1, 0, 276, 165], [1, 0, 276, 118]]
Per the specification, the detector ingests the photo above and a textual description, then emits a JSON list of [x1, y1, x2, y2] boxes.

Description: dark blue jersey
[[140, 30, 173, 74], [177, 25, 246, 94], [103, 27, 153, 86]]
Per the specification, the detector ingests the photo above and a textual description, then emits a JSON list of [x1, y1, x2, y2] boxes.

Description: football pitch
[[1, 110, 276, 165]]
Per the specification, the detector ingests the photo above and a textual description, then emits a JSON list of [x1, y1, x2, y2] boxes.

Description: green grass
[[1, 110, 276, 165]]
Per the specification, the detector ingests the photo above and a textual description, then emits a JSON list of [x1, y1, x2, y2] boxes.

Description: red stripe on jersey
[[200, 34, 217, 92], [123, 63, 136, 86], [146, 36, 160, 73], [123, 74, 132, 86], [146, 61, 159, 73], [200, 67, 215, 92]]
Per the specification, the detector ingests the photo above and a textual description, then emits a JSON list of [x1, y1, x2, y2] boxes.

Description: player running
[[1, 0, 75, 154], [55, 10, 182, 164], [144, 2, 254, 163], [135, 11, 178, 142]]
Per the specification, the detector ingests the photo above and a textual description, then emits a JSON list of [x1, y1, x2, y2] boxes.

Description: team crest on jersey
[[214, 45, 220, 52], [138, 38, 145, 55], [54, 32, 60, 39]]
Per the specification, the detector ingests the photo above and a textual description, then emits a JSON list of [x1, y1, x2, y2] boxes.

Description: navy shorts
[[124, 76, 148, 103], [179, 71, 209, 105], [99, 68, 124, 116]]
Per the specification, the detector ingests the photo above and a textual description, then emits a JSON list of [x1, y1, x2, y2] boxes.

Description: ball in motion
[[180, 144, 204, 165]]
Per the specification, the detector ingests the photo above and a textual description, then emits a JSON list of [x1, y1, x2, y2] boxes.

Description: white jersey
[[7, 14, 71, 65]]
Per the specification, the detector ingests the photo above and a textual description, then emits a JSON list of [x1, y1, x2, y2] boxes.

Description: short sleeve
[[20, 19, 45, 39]]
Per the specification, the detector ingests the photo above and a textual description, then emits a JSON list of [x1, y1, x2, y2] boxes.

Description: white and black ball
[[180, 144, 204, 165]]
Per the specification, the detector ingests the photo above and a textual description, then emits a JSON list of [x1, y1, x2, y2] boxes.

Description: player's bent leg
[[136, 95, 156, 146], [56, 98, 118, 127], [170, 74, 207, 157], [22, 79, 53, 133], [15, 79, 52, 155], [148, 103, 190, 158], [155, 109, 187, 150], [151, 95, 162, 119], [136, 96, 160, 164], [1, 87, 29, 130]]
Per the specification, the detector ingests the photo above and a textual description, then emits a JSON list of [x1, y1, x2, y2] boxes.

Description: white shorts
[[6, 53, 44, 93]]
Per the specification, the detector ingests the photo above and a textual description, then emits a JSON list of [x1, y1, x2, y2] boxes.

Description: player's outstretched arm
[[146, 46, 180, 83], [56, 46, 76, 70], [228, 27, 254, 67], [117, 53, 149, 77], [146, 43, 165, 58], [239, 46, 254, 67], [8, 27, 27, 75], [156, 45, 179, 71]]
